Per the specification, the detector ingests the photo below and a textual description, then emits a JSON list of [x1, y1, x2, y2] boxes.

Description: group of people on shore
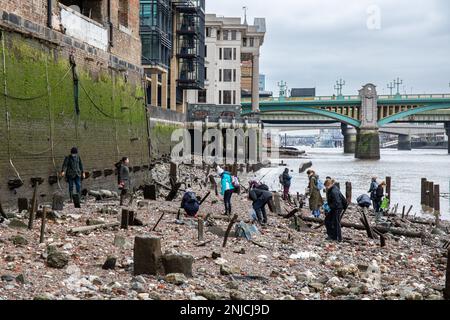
[[60, 147, 387, 243]]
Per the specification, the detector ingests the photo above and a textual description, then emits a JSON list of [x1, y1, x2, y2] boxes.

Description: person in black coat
[[324, 179, 348, 241], [249, 184, 272, 225]]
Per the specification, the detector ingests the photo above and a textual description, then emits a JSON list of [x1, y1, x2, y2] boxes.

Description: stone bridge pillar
[[445, 122, 450, 154], [341, 123, 356, 153], [398, 134, 412, 151], [355, 84, 380, 160]]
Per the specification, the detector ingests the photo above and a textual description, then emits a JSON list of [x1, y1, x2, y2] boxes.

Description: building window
[[243, 37, 247, 47], [206, 27, 211, 37], [219, 91, 222, 104], [223, 30, 229, 41], [204, 67, 208, 80], [231, 30, 237, 40], [205, 45, 207, 57], [233, 69, 236, 82], [233, 48, 236, 60], [219, 48, 222, 60], [223, 69, 232, 82], [223, 90, 232, 104], [250, 37, 255, 47], [223, 48, 232, 60], [233, 90, 236, 104], [219, 69, 222, 82], [198, 90, 207, 103], [119, 0, 129, 27], [217, 30, 221, 40]]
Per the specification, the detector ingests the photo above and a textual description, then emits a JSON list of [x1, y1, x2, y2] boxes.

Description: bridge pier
[[445, 122, 450, 154], [355, 128, 380, 160], [341, 123, 357, 153], [397, 134, 412, 151]]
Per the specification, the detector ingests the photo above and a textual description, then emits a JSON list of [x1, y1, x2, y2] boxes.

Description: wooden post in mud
[[222, 214, 238, 248], [345, 182, 352, 204], [198, 217, 204, 242], [39, 206, 47, 243], [121, 209, 129, 229], [434, 185, 440, 213], [445, 248, 450, 300], [385, 176, 391, 201], [28, 183, 38, 230], [420, 178, 427, 205], [427, 181, 434, 208]]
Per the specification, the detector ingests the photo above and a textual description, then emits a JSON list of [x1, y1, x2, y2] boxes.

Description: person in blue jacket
[[217, 166, 235, 215]]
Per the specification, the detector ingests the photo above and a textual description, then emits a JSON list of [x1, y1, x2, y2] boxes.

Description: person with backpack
[[374, 181, 386, 220], [368, 176, 378, 209], [217, 166, 234, 215], [181, 189, 200, 217], [306, 169, 324, 218], [116, 157, 130, 206], [248, 183, 272, 225], [61, 147, 84, 200], [324, 179, 348, 241], [279, 168, 292, 200]]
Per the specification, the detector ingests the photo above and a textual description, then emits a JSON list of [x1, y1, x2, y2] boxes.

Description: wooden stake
[[28, 183, 38, 230], [39, 206, 47, 243], [128, 210, 135, 226], [401, 206, 406, 219], [445, 248, 450, 300], [222, 214, 238, 247], [121, 209, 129, 229], [420, 178, 427, 205], [198, 217, 204, 242], [406, 205, 413, 218], [428, 181, 434, 208], [385, 176, 391, 201], [199, 191, 211, 205], [434, 184, 440, 213], [345, 182, 352, 204], [152, 212, 165, 231]]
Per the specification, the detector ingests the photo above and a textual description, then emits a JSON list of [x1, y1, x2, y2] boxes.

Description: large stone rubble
[[0, 162, 449, 300]]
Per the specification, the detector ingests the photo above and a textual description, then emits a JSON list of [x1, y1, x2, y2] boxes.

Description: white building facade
[[187, 14, 265, 111]]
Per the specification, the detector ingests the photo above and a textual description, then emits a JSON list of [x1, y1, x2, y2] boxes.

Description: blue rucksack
[[316, 178, 324, 190]]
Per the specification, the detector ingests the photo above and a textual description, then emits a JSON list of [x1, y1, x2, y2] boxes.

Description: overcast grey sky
[[206, 0, 450, 96]]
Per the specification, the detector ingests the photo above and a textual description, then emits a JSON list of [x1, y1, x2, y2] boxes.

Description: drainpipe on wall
[[47, 0, 53, 28], [107, 0, 113, 49]]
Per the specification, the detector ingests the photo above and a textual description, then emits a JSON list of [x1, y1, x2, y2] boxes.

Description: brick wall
[[0, 7, 150, 207]]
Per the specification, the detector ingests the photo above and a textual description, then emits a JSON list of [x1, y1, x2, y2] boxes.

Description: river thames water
[[254, 147, 450, 221]]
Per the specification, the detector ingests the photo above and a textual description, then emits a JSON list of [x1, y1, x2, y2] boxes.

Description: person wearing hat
[[61, 147, 84, 200], [217, 166, 234, 215]]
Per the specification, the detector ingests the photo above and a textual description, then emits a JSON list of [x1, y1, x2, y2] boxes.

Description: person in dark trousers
[[61, 147, 84, 200], [368, 176, 378, 209], [249, 184, 273, 225], [324, 179, 348, 242], [218, 166, 234, 215], [117, 157, 131, 206], [280, 168, 292, 200], [374, 181, 386, 219], [181, 190, 200, 217]]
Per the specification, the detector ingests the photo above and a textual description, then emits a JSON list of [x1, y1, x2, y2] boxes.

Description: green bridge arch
[[241, 105, 362, 128], [377, 104, 450, 126]]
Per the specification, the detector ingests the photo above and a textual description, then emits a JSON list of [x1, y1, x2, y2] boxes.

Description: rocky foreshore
[[0, 163, 449, 300]]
